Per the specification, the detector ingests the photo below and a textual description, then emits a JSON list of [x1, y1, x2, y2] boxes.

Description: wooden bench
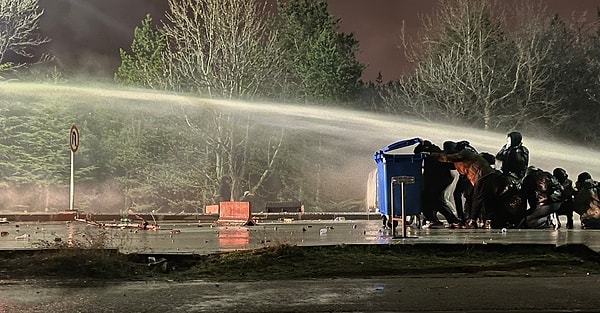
[[265, 201, 303, 213]]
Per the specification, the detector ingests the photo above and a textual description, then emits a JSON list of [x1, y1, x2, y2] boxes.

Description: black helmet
[[552, 168, 568, 183], [413, 140, 431, 154], [525, 166, 540, 176], [456, 140, 477, 153], [577, 172, 592, 183], [414, 140, 441, 154], [443, 141, 457, 154]]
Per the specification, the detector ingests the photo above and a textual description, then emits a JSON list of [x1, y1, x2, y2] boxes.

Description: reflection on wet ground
[[3, 218, 600, 313], [0, 217, 599, 254]]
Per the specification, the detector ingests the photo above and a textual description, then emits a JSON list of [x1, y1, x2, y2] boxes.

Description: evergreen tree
[[278, 0, 365, 104], [115, 14, 166, 88]]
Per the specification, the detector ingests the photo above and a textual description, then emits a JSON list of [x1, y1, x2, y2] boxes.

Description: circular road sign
[[70, 125, 80, 153]]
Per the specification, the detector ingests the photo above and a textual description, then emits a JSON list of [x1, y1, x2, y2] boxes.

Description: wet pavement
[[0, 219, 387, 254], [2, 217, 600, 312], [0, 217, 599, 254]]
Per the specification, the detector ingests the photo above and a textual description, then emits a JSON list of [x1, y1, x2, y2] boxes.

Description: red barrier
[[216, 201, 252, 225]]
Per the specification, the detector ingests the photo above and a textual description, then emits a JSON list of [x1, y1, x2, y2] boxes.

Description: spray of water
[[203, 95, 600, 182], [1, 82, 599, 210]]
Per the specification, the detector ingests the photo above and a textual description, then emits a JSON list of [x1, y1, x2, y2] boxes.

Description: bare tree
[[390, 0, 516, 129], [161, 0, 288, 202], [161, 0, 284, 99], [500, 2, 573, 131], [183, 108, 286, 202], [0, 0, 49, 69], [385, 0, 571, 131]]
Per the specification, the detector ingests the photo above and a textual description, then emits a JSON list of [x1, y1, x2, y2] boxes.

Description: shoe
[[550, 213, 559, 230], [422, 220, 444, 229], [482, 220, 491, 230], [446, 222, 461, 229], [567, 220, 574, 229], [430, 221, 444, 229], [464, 219, 477, 229]]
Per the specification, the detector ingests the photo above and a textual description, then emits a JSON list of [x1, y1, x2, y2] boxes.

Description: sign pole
[[70, 150, 74, 211], [69, 125, 79, 211]]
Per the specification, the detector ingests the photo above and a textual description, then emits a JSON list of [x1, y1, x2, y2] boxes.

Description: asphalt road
[[2, 275, 599, 312]]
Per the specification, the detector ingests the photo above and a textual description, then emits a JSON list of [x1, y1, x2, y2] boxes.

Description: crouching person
[[497, 173, 526, 228], [429, 143, 501, 229], [519, 166, 563, 229], [414, 140, 461, 228], [553, 168, 576, 229], [573, 172, 600, 229]]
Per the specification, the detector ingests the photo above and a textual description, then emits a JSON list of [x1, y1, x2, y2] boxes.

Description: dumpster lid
[[373, 137, 422, 161], [380, 138, 422, 153]]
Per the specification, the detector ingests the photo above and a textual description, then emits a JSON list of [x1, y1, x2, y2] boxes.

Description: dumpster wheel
[[382, 215, 417, 228]]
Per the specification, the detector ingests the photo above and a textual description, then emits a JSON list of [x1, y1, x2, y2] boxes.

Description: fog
[[1, 82, 599, 211]]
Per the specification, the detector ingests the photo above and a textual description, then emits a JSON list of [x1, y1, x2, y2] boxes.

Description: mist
[[209, 97, 600, 179], [1, 82, 598, 213]]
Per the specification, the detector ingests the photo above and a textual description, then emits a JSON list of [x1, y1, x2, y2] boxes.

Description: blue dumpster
[[373, 138, 424, 219]]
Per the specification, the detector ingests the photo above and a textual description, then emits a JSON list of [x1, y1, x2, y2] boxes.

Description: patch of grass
[[1, 243, 600, 281], [0, 249, 140, 280], [170, 243, 600, 281]]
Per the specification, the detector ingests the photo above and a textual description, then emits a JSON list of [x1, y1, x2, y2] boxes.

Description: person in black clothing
[[445, 141, 477, 223], [553, 168, 575, 229], [575, 172, 592, 191], [481, 150, 524, 228], [414, 140, 461, 228], [519, 166, 563, 229], [573, 172, 600, 229], [496, 131, 529, 180]]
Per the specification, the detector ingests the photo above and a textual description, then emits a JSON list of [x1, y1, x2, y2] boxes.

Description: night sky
[[35, 0, 600, 82]]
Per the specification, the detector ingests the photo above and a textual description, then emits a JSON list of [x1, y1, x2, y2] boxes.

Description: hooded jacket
[[496, 131, 529, 179]]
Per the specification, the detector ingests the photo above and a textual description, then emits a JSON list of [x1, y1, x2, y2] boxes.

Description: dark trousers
[[525, 203, 561, 228], [453, 175, 473, 220], [422, 187, 460, 224], [556, 201, 574, 228], [470, 173, 500, 221]]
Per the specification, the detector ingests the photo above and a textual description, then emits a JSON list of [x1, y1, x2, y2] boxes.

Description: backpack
[[547, 172, 564, 203], [574, 181, 600, 228], [574, 180, 597, 215], [508, 146, 529, 178]]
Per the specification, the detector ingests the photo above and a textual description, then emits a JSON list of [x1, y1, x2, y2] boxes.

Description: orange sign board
[[217, 201, 251, 225], [205, 204, 219, 214]]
